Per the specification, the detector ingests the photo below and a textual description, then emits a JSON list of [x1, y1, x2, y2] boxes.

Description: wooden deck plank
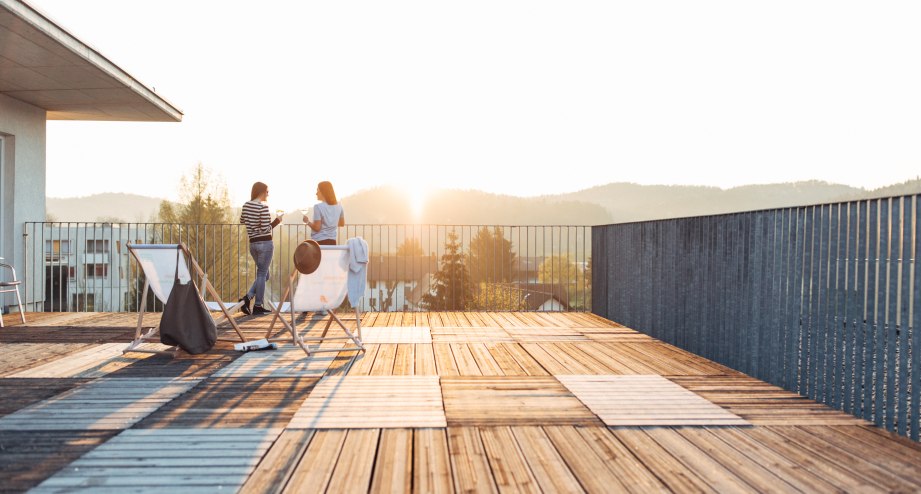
[[370, 344, 397, 376], [433, 343, 460, 376], [326, 429, 380, 493], [704, 427, 842, 492], [442, 376, 600, 426], [451, 344, 484, 375], [467, 344, 504, 376], [447, 427, 498, 494], [0, 431, 117, 494], [32, 428, 280, 491], [136, 377, 319, 429], [543, 426, 633, 494], [613, 428, 717, 493], [346, 344, 380, 376], [288, 376, 446, 429], [511, 426, 584, 493], [393, 344, 416, 376], [284, 430, 348, 493], [415, 343, 438, 375], [478, 427, 540, 493], [371, 429, 413, 494], [500, 343, 550, 376], [240, 429, 314, 494], [675, 428, 800, 492], [414, 428, 453, 494], [575, 427, 668, 493], [484, 343, 528, 376], [517, 343, 571, 374], [0, 343, 96, 376]]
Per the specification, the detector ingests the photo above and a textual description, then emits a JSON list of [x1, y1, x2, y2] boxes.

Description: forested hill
[[47, 179, 921, 224]]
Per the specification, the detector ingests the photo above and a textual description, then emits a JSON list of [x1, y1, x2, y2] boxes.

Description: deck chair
[[126, 243, 249, 356], [267, 246, 364, 357]]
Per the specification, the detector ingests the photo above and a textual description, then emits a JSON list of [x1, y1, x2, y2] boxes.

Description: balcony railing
[[593, 194, 921, 441], [23, 223, 590, 313]]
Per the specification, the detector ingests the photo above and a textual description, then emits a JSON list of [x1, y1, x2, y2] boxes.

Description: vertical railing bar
[[898, 195, 912, 436], [885, 197, 901, 432], [911, 194, 921, 441], [874, 198, 891, 427], [864, 199, 880, 421]]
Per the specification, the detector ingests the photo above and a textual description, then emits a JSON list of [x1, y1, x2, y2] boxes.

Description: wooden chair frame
[[127, 243, 249, 356]]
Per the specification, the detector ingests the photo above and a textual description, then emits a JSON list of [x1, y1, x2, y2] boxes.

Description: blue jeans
[[246, 240, 273, 306]]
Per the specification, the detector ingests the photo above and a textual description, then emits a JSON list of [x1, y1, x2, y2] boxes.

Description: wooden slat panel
[[31, 428, 281, 491], [575, 427, 668, 492], [284, 429, 347, 493], [450, 344, 483, 375], [484, 343, 528, 376], [0, 378, 94, 418], [240, 429, 314, 494], [543, 426, 634, 493], [558, 375, 748, 426], [414, 343, 437, 375], [414, 428, 453, 494], [447, 427, 498, 494], [511, 426, 584, 493], [326, 429, 380, 493], [0, 431, 117, 494], [136, 377, 319, 429], [442, 377, 600, 426], [432, 343, 459, 376], [8, 343, 164, 378], [613, 428, 716, 493], [370, 429, 412, 493], [0, 343, 95, 376], [347, 344, 380, 376], [212, 348, 337, 378], [467, 344, 503, 376], [361, 326, 432, 344], [288, 376, 446, 429], [393, 344, 416, 376], [500, 343, 550, 376], [479, 427, 540, 493], [0, 378, 200, 431], [370, 344, 397, 376]]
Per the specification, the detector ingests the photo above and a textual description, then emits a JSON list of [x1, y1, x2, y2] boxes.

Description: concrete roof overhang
[[0, 0, 182, 122]]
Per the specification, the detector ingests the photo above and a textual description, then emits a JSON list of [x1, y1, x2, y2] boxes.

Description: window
[[85, 240, 110, 253], [45, 240, 71, 255], [68, 266, 76, 278], [84, 263, 108, 277], [73, 294, 95, 311]]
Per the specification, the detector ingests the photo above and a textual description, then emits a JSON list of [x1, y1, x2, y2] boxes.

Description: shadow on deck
[[1, 312, 919, 492]]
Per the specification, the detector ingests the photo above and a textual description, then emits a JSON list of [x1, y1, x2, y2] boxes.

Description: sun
[[408, 188, 427, 220]]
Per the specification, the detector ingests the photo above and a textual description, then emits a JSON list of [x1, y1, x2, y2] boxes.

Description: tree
[[158, 163, 232, 224], [538, 254, 589, 310], [380, 238, 426, 311], [468, 283, 527, 310], [153, 163, 246, 303], [467, 227, 517, 285], [420, 231, 472, 310]]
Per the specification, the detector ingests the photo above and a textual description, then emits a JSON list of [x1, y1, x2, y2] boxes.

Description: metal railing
[[593, 194, 920, 441], [23, 223, 590, 313]]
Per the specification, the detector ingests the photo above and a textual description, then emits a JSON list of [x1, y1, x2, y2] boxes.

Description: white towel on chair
[[346, 237, 369, 306]]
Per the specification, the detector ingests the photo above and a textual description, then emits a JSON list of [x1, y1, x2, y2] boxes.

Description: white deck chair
[[127, 243, 248, 356], [267, 246, 364, 356]]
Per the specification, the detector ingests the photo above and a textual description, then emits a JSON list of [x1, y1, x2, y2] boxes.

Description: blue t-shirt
[[312, 202, 343, 242]]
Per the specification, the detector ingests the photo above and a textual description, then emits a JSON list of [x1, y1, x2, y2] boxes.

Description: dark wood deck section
[[1, 311, 920, 493]]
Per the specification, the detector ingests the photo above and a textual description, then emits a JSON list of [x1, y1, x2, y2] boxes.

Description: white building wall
[[0, 93, 46, 312]]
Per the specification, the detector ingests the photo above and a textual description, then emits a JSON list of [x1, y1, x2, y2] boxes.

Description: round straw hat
[[293, 239, 322, 275]]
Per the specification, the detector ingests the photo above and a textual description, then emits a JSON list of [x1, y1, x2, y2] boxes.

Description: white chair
[[267, 246, 364, 357], [0, 257, 25, 327], [127, 243, 249, 355]]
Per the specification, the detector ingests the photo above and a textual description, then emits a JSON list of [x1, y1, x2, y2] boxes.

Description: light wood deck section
[[0, 311, 919, 493]]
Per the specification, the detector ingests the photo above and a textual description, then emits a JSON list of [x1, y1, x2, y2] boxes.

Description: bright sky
[[36, 0, 921, 211]]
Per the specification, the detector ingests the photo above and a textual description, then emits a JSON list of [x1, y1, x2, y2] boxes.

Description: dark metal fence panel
[[592, 193, 921, 441], [23, 223, 590, 313]]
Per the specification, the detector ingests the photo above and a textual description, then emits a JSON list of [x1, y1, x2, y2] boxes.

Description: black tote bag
[[160, 248, 217, 354]]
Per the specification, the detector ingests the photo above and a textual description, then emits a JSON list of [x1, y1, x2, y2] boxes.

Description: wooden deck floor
[[1, 311, 920, 493]]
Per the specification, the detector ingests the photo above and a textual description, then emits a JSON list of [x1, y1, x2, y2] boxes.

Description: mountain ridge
[[46, 179, 921, 224]]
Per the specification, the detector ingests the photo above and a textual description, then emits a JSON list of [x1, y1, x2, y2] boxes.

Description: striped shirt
[[240, 200, 280, 242]]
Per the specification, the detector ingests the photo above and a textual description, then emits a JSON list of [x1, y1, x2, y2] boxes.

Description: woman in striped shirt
[[239, 182, 282, 315]]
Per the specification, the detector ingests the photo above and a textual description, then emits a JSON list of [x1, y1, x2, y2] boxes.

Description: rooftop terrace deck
[[1, 312, 920, 493]]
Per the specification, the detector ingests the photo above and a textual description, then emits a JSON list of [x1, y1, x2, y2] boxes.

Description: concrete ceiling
[[0, 0, 182, 122]]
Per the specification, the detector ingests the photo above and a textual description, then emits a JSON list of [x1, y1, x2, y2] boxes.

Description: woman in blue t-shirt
[[304, 181, 345, 245]]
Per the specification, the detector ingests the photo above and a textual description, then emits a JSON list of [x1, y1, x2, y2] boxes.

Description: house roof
[[518, 283, 571, 311], [0, 0, 182, 121]]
